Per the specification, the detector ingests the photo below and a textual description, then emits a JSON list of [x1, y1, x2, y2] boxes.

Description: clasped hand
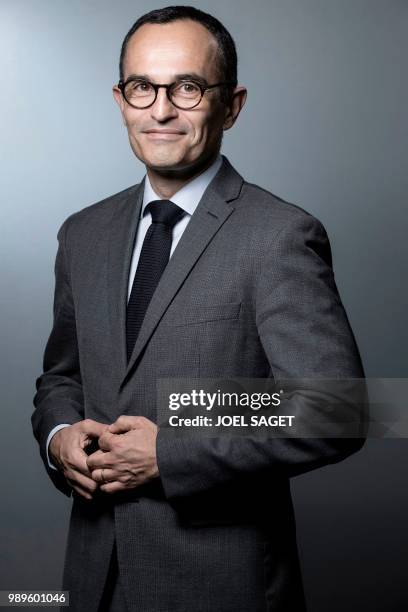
[[50, 416, 159, 500], [87, 415, 159, 494]]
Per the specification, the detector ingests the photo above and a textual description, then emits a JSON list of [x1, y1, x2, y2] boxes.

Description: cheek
[[190, 116, 220, 147], [125, 119, 149, 153], [123, 111, 146, 136]]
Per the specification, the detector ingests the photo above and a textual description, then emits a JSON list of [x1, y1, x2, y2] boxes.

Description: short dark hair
[[119, 5, 238, 104]]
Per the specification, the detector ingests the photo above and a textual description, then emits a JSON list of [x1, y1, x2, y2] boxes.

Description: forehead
[[123, 20, 220, 81]]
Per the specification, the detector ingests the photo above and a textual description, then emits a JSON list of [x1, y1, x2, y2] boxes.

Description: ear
[[112, 85, 127, 126], [223, 86, 247, 131]]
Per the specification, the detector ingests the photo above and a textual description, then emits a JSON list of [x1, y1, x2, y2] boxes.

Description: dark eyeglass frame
[[117, 77, 234, 110]]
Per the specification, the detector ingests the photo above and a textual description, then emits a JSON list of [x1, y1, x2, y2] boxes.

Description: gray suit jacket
[[32, 155, 365, 612]]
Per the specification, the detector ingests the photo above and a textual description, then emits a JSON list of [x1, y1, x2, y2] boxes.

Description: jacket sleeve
[[32, 215, 84, 497], [156, 213, 367, 501]]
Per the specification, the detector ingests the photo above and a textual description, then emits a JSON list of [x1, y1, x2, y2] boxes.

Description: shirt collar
[[141, 154, 223, 218]]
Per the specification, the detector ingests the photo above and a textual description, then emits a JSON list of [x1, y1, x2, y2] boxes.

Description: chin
[[137, 147, 189, 170]]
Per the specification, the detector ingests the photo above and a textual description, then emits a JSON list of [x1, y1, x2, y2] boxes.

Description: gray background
[[1, 0, 407, 610]]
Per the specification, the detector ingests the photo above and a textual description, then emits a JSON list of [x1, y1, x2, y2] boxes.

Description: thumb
[[108, 415, 142, 434], [81, 419, 109, 437]]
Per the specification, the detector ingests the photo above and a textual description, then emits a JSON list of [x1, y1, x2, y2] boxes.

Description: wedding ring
[[101, 468, 106, 484]]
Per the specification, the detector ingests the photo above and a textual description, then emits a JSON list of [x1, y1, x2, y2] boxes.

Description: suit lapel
[[108, 156, 244, 389], [107, 180, 144, 380]]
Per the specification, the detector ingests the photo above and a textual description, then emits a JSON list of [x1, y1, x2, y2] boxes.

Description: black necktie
[[126, 199, 185, 363]]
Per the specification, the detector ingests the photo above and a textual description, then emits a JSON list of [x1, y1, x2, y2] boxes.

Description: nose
[[150, 86, 179, 121]]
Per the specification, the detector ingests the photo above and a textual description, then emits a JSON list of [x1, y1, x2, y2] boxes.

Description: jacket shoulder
[[57, 183, 141, 239], [239, 180, 324, 229]]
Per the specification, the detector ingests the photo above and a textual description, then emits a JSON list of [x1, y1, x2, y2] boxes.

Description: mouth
[[143, 129, 185, 140]]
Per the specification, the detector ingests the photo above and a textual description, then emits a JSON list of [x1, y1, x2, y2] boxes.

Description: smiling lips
[[144, 129, 185, 139]]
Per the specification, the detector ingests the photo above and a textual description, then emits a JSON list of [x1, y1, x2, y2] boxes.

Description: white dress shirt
[[46, 154, 223, 470]]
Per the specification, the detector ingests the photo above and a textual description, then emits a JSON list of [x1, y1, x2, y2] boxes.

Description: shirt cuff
[[46, 424, 71, 471]]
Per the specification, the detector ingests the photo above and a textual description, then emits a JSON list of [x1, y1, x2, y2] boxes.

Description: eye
[[182, 82, 198, 92], [125, 80, 154, 96], [174, 81, 202, 97], [136, 81, 152, 92]]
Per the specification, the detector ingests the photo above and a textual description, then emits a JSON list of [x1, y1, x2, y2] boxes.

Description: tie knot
[[146, 200, 185, 228]]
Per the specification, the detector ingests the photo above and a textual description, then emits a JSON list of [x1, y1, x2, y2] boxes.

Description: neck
[[146, 152, 220, 199]]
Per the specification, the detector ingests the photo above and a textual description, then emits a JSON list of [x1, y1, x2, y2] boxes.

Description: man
[[32, 6, 365, 612]]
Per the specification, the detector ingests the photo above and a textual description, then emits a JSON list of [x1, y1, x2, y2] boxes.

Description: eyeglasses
[[117, 77, 234, 110]]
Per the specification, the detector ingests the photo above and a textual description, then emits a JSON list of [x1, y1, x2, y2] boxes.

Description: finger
[[100, 480, 127, 494], [66, 478, 93, 500], [87, 450, 114, 470], [91, 468, 117, 484], [60, 447, 92, 478], [81, 419, 110, 438], [98, 431, 117, 452], [70, 486, 92, 501], [66, 469, 99, 495], [108, 415, 144, 433], [69, 471, 98, 495], [73, 449, 97, 477], [86, 449, 106, 470]]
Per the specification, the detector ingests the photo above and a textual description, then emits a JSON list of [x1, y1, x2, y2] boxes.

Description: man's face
[[113, 20, 231, 173]]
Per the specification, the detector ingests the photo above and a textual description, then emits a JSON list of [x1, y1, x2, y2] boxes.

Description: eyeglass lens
[[123, 80, 202, 109]]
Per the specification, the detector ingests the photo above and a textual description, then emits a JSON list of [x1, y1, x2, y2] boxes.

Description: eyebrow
[[125, 72, 209, 86]]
